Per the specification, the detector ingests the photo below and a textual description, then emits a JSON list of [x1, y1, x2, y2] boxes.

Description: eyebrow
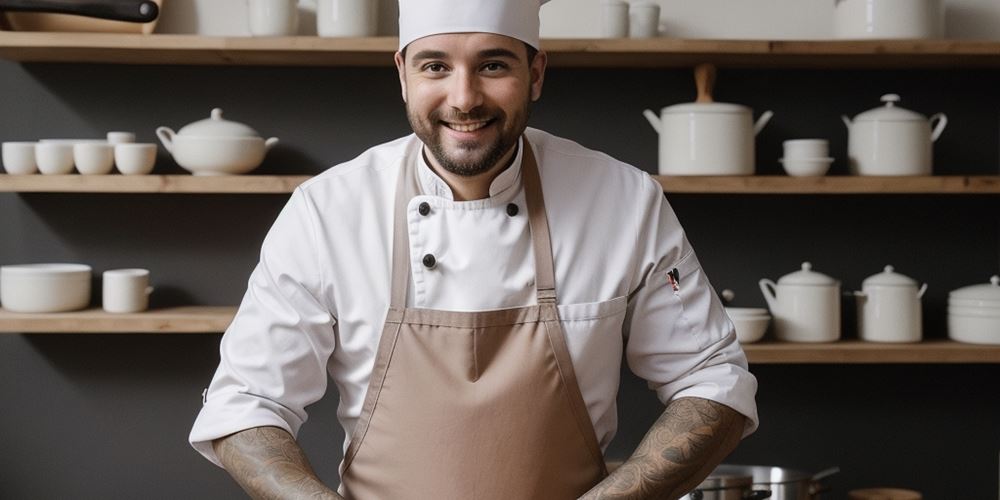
[[409, 47, 522, 66]]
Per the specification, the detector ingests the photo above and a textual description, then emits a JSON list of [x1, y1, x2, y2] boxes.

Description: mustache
[[431, 108, 500, 123]]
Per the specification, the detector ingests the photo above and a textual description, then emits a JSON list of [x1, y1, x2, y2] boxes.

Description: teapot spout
[[643, 109, 661, 134], [753, 111, 774, 135], [841, 115, 852, 129]]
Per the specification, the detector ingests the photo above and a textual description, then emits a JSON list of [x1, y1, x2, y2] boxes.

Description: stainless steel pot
[[710, 465, 839, 500], [682, 471, 771, 500]]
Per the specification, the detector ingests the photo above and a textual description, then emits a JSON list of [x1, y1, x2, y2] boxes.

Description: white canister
[[760, 262, 841, 343], [833, 0, 944, 40], [628, 1, 660, 38], [103, 268, 153, 313], [854, 265, 927, 343], [600, 0, 629, 39], [948, 276, 1000, 345], [248, 0, 299, 36], [317, 0, 378, 37], [842, 94, 947, 176], [644, 103, 773, 176]]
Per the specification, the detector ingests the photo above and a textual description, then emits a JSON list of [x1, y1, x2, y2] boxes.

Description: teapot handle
[[917, 283, 928, 298], [753, 110, 774, 135], [643, 109, 661, 134], [758, 279, 778, 311], [155, 127, 175, 154], [841, 115, 852, 129], [929, 113, 948, 142]]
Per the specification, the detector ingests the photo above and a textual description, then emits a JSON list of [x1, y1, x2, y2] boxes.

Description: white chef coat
[[189, 128, 758, 467]]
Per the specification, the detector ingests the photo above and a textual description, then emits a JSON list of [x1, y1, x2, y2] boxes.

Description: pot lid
[[862, 265, 919, 287], [950, 275, 1000, 301], [663, 101, 750, 115], [854, 94, 927, 122], [177, 108, 261, 137], [777, 262, 837, 286]]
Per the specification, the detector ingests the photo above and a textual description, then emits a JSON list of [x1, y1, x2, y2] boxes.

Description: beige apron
[[340, 140, 607, 499]]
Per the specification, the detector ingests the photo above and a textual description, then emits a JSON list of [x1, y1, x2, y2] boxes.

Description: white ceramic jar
[[842, 94, 947, 176], [0, 263, 92, 313], [643, 103, 773, 176], [854, 265, 927, 343], [948, 276, 1000, 345], [760, 262, 841, 343], [833, 0, 944, 40], [156, 108, 279, 175]]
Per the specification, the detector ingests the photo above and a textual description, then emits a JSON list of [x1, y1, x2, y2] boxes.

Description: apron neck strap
[[390, 137, 557, 308]]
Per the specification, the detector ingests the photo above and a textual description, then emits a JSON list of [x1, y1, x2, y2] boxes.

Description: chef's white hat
[[398, 0, 551, 50]]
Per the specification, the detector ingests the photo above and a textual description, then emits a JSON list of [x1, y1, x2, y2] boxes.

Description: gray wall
[[1, 61, 998, 498]]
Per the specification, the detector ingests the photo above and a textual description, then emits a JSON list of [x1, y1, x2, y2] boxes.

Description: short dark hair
[[401, 41, 539, 63]]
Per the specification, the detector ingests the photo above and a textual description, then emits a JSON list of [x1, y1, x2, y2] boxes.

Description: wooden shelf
[[0, 174, 310, 193], [743, 340, 1000, 364], [0, 306, 235, 333], [2, 174, 999, 194], [3, 33, 1000, 67]]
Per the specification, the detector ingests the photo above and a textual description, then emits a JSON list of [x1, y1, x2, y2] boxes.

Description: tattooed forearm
[[579, 397, 745, 500], [213, 426, 343, 500]]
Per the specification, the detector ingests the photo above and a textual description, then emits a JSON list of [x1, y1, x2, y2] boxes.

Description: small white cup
[[629, 2, 660, 38], [317, 0, 377, 37], [74, 142, 115, 175], [601, 0, 629, 38], [103, 268, 153, 313], [248, 0, 300, 36], [106, 131, 136, 145], [783, 139, 829, 159], [780, 157, 834, 177], [35, 142, 75, 175], [114, 143, 157, 175], [2, 141, 39, 175]]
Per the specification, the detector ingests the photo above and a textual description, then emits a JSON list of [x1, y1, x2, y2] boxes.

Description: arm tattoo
[[213, 426, 343, 500], [580, 397, 745, 500]]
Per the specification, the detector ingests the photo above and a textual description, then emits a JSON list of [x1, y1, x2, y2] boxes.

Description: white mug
[[629, 2, 660, 38], [74, 142, 115, 175], [2, 141, 38, 175], [248, 0, 300, 36], [103, 268, 153, 313], [35, 142, 75, 175], [600, 0, 629, 38], [317, 0, 378, 37], [114, 143, 158, 175]]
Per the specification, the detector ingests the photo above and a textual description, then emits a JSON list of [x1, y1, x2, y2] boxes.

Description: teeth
[[446, 121, 489, 132]]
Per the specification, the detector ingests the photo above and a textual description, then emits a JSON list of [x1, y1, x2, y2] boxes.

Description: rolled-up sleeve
[[189, 188, 337, 466], [624, 175, 758, 436]]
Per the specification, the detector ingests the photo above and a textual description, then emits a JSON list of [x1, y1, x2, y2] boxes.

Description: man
[[189, 0, 758, 498]]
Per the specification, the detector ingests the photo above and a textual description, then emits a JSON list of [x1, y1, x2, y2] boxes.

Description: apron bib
[[340, 140, 607, 499]]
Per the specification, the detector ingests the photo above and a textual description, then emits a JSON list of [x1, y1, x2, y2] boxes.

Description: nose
[[446, 69, 484, 113]]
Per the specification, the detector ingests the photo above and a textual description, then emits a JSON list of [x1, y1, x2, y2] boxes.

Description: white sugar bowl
[[853, 265, 927, 343]]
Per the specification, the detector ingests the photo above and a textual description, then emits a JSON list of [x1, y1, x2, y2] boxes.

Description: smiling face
[[395, 33, 546, 178]]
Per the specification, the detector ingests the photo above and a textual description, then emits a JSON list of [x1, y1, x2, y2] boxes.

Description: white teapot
[[853, 265, 927, 343], [841, 93, 947, 176], [759, 262, 841, 343]]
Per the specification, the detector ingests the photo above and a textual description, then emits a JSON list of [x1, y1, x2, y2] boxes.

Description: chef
[[189, 0, 758, 498]]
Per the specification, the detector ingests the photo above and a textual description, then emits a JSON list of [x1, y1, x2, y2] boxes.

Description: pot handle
[[753, 110, 774, 135], [265, 137, 280, 150], [759, 279, 778, 311], [155, 127, 175, 154], [841, 115, 852, 129], [643, 109, 661, 134], [808, 466, 841, 495], [929, 112, 948, 142], [145, 286, 155, 296], [745, 491, 772, 500], [917, 283, 928, 298]]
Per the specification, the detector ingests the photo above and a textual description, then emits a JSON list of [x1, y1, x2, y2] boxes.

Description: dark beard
[[408, 104, 529, 177]]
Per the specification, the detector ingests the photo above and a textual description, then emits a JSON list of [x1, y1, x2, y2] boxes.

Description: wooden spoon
[[694, 63, 716, 103]]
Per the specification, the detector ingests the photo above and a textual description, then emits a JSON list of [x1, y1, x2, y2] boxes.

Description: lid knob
[[211, 108, 224, 120], [884, 265, 895, 273], [801, 262, 812, 271], [991, 275, 999, 287], [880, 94, 900, 106]]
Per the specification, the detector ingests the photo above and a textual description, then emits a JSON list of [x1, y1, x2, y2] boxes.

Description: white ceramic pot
[[0, 263, 92, 313], [842, 94, 947, 176], [948, 276, 1000, 345], [725, 309, 771, 344], [853, 265, 927, 343], [643, 103, 773, 176], [157, 108, 278, 175], [833, 0, 944, 40], [759, 262, 841, 343]]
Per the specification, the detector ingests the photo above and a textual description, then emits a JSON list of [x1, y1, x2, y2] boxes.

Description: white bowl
[[948, 314, 1000, 345], [730, 315, 770, 343], [0, 263, 92, 313], [779, 157, 834, 177]]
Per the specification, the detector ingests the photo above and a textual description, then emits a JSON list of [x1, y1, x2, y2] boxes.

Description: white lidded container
[[854, 265, 927, 343], [156, 108, 279, 176], [948, 276, 1000, 345], [1, 263, 92, 313], [759, 262, 841, 343], [842, 94, 947, 176], [833, 0, 944, 40]]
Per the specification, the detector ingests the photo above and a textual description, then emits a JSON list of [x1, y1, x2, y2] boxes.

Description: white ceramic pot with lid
[[948, 276, 1000, 345], [759, 262, 841, 343], [644, 64, 773, 176], [833, 0, 944, 39], [841, 94, 947, 176], [853, 265, 927, 343], [156, 108, 279, 175]]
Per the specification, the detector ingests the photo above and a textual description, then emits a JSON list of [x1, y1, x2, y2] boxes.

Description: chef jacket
[[189, 128, 759, 467]]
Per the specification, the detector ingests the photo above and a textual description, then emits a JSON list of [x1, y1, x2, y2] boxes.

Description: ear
[[529, 50, 547, 102], [394, 51, 408, 103]]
